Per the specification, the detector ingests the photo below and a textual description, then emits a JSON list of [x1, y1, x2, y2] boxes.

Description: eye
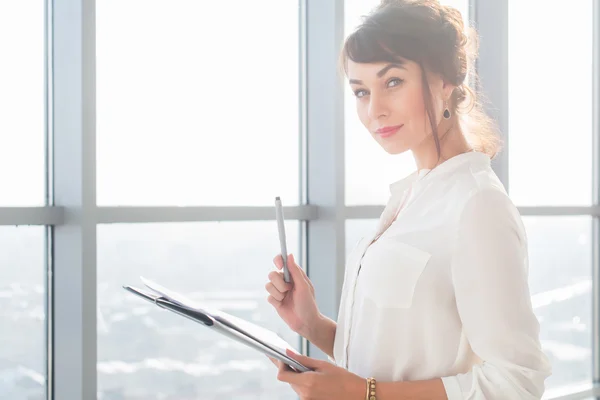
[[353, 89, 369, 98], [387, 78, 404, 88]]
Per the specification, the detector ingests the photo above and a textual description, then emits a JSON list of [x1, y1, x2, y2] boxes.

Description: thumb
[[285, 348, 326, 370]]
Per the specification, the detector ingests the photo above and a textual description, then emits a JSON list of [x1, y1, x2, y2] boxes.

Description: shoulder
[[449, 163, 523, 235]]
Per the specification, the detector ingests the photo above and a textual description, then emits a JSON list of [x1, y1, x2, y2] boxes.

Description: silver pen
[[275, 196, 290, 283]]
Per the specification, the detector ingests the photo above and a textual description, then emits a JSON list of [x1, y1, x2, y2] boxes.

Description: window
[[95, 1, 302, 394], [0, 2, 45, 206], [344, 0, 470, 205], [506, 1, 596, 395], [524, 217, 592, 391], [508, 1, 593, 206], [0, 227, 45, 400], [0, 2, 47, 400], [97, 221, 300, 398], [8, 1, 595, 399], [96, 0, 300, 206]]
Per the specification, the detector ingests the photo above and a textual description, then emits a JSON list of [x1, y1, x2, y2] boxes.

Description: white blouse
[[331, 151, 552, 399]]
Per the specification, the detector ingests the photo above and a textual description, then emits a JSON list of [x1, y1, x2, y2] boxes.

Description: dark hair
[[340, 0, 501, 159]]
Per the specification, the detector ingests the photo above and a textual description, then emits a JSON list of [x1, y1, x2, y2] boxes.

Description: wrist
[[298, 312, 324, 341], [354, 375, 369, 400]]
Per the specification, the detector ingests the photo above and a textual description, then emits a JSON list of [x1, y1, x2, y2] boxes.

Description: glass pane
[[508, 2, 593, 206], [0, 227, 45, 399], [96, 1, 299, 206], [344, 0, 469, 205], [98, 221, 300, 399], [0, 2, 45, 206], [524, 217, 592, 392]]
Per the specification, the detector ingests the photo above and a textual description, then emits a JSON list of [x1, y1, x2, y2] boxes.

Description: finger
[[274, 253, 313, 291], [277, 362, 305, 385], [273, 254, 285, 270], [274, 254, 304, 278], [285, 348, 325, 370], [267, 294, 283, 309], [265, 282, 285, 301], [268, 270, 293, 293]]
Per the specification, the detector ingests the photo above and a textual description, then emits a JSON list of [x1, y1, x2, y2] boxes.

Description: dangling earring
[[443, 99, 451, 119]]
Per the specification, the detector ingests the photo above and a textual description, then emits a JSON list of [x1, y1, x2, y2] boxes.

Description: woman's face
[[346, 59, 446, 155]]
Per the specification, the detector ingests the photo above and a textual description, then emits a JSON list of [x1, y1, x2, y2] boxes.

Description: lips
[[375, 124, 403, 138]]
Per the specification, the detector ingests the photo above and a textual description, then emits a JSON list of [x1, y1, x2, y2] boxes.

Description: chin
[[380, 141, 411, 155]]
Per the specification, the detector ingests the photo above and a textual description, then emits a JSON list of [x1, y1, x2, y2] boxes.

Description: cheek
[[402, 86, 425, 119], [399, 85, 428, 135], [356, 101, 370, 129]]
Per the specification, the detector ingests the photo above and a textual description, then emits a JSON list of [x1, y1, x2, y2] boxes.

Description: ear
[[441, 80, 456, 102]]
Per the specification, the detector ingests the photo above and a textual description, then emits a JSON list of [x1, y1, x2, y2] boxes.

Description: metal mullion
[[44, 0, 55, 397], [305, 0, 345, 360], [518, 207, 600, 216], [96, 205, 318, 224], [299, 0, 309, 358], [592, 0, 600, 388], [0, 205, 318, 225], [472, 0, 509, 190], [0, 206, 64, 225], [51, 0, 97, 398]]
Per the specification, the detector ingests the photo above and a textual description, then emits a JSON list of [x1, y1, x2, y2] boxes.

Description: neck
[[412, 120, 473, 172]]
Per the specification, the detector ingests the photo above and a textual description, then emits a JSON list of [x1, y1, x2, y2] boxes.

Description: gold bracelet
[[366, 377, 377, 400]]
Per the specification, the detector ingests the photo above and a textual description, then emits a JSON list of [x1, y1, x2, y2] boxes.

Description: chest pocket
[[358, 239, 431, 309]]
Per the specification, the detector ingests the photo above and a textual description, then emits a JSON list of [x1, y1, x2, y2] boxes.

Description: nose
[[367, 92, 389, 120]]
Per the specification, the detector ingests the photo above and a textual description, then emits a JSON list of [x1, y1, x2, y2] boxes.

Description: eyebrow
[[348, 62, 407, 85]]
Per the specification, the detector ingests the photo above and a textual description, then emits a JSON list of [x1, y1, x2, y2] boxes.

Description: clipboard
[[123, 277, 312, 373]]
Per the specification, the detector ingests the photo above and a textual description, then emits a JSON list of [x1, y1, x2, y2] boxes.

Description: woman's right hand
[[266, 253, 321, 339]]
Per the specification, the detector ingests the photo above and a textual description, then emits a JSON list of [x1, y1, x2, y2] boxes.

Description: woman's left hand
[[269, 349, 366, 400]]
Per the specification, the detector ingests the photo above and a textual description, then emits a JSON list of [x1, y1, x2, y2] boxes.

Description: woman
[[265, 0, 552, 398]]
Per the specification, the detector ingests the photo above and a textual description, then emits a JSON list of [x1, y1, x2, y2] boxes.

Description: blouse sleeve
[[440, 189, 552, 399]]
